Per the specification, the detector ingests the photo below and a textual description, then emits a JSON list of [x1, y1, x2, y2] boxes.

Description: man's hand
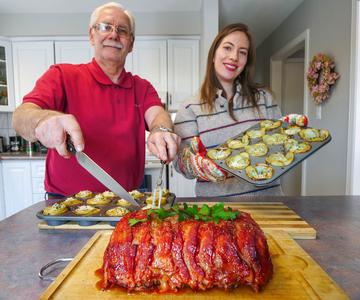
[[35, 113, 84, 158], [147, 131, 181, 163], [145, 105, 181, 163]]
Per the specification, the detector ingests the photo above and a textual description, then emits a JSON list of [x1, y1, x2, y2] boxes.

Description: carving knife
[[67, 139, 140, 208]]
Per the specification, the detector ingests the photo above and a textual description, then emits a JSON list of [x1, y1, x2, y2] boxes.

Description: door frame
[[347, 0, 360, 195], [270, 29, 310, 195]]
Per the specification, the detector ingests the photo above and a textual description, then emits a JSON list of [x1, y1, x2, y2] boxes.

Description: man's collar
[[87, 58, 132, 88]]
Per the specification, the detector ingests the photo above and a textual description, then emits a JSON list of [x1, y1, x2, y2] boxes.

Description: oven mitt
[[281, 114, 308, 127], [178, 136, 227, 182]]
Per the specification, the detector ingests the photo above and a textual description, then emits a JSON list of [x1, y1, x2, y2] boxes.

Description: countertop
[[0, 195, 359, 300], [0, 151, 46, 160], [0, 152, 161, 165]]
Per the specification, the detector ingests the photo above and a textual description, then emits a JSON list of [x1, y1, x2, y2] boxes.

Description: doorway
[[270, 29, 310, 195], [281, 51, 304, 195]]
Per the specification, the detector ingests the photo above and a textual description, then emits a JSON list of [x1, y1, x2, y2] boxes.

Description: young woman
[[173, 23, 283, 197]]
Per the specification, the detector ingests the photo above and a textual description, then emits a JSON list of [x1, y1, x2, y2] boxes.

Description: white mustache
[[103, 41, 123, 49]]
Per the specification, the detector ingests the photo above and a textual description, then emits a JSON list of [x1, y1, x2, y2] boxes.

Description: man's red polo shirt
[[23, 58, 162, 195]]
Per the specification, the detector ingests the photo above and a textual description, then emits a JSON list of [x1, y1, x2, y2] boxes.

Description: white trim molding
[[346, 0, 360, 195], [270, 29, 310, 195]]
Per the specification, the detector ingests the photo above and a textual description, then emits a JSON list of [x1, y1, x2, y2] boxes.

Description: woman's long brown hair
[[200, 23, 263, 120]]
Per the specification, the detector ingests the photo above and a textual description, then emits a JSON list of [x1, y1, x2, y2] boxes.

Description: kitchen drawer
[[33, 193, 45, 204], [32, 177, 45, 194], [31, 160, 45, 178]]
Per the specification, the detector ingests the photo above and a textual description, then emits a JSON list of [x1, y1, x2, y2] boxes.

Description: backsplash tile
[[8, 128, 16, 137], [7, 113, 13, 129], [0, 112, 14, 147], [0, 128, 9, 145]]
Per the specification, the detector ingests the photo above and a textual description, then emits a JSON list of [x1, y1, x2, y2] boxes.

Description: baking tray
[[212, 120, 331, 186], [36, 192, 176, 227], [38, 201, 316, 238]]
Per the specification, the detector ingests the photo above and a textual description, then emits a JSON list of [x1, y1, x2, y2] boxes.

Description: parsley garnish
[[128, 218, 148, 226], [147, 207, 178, 219], [211, 202, 239, 223], [128, 202, 240, 226]]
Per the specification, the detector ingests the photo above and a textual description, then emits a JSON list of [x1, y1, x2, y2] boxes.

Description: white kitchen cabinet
[[12, 39, 94, 108], [2, 160, 32, 217], [167, 39, 199, 110], [11, 37, 199, 111], [12, 41, 54, 107], [130, 38, 199, 110], [0, 163, 5, 220], [168, 162, 196, 197], [132, 40, 167, 101], [1, 159, 45, 218], [31, 160, 46, 203], [52, 38, 133, 71], [124, 50, 133, 72], [54, 40, 93, 64], [144, 165, 165, 192], [0, 38, 15, 112], [144, 161, 196, 197]]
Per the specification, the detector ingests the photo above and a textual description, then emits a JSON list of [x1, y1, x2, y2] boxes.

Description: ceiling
[[0, 0, 304, 46], [0, 0, 202, 13], [219, 0, 304, 46]]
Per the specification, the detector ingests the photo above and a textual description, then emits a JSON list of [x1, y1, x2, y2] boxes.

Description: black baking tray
[[212, 120, 331, 186], [36, 192, 176, 227]]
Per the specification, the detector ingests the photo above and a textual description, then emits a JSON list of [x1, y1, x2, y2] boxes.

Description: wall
[[201, 0, 219, 78], [256, 0, 352, 195], [0, 11, 201, 36]]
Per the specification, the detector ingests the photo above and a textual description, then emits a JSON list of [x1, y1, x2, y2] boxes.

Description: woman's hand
[[178, 136, 227, 182]]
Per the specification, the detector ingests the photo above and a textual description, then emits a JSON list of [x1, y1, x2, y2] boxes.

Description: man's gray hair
[[89, 2, 135, 35]]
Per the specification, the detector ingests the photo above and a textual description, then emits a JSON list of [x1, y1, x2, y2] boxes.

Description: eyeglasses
[[93, 22, 131, 38]]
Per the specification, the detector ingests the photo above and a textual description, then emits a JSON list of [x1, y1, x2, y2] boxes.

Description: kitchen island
[[0, 196, 359, 300]]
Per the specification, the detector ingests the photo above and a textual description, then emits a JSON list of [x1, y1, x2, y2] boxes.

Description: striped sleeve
[[173, 98, 200, 179], [174, 98, 200, 145], [263, 90, 282, 119]]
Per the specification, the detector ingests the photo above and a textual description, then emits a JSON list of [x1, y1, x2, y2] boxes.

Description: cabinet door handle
[[169, 93, 172, 105], [170, 165, 173, 177]]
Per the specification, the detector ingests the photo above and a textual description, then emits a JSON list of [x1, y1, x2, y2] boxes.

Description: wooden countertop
[[0, 195, 359, 300]]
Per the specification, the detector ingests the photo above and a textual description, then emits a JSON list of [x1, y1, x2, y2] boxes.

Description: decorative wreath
[[307, 53, 340, 104]]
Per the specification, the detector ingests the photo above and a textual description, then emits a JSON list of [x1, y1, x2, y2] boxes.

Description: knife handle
[[66, 136, 76, 154]]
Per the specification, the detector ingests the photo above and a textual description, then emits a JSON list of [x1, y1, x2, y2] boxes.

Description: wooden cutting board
[[38, 202, 316, 239], [39, 230, 349, 300], [182, 202, 316, 239]]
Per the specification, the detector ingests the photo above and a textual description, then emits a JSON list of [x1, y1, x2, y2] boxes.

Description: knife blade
[[67, 138, 140, 208]]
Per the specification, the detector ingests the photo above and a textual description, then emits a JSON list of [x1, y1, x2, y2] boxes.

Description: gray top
[[0, 196, 359, 300], [173, 85, 283, 197]]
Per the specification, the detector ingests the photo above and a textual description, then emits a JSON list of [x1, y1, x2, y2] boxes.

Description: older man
[[12, 2, 180, 197]]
